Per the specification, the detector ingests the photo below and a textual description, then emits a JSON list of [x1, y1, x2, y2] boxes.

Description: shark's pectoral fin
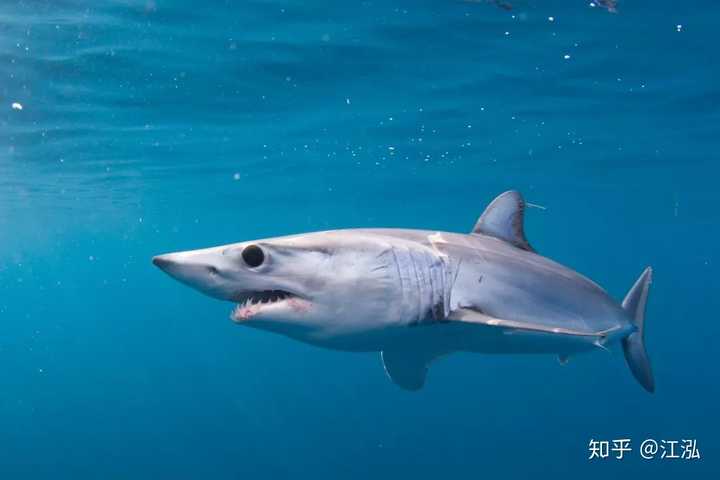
[[381, 349, 440, 391], [472, 190, 534, 252], [448, 308, 617, 338]]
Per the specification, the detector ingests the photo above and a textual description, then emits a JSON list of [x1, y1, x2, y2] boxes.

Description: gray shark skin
[[153, 191, 654, 392]]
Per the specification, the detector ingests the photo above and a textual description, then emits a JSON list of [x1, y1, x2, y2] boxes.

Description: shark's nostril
[[207, 266, 219, 275]]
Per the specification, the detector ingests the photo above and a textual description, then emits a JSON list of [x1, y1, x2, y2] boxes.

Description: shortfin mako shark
[[153, 191, 654, 392]]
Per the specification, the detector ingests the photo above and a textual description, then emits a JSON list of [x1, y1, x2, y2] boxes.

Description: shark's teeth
[[232, 290, 295, 320], [238, 290, 293, 305]]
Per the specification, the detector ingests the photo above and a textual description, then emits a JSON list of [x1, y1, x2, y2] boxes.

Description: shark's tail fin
[[621, 267, 655, 393]]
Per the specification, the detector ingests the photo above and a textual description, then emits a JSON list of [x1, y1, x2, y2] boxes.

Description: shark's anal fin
[[472, 190, 534, 252], [381, 349, 436, 391]]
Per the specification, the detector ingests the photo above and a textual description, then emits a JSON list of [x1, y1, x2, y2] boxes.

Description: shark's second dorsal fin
[[472, 190, 534, 252]]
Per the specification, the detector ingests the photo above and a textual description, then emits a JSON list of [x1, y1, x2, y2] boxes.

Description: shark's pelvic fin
[[472, 190, 534, 252], [381, 348, 442, 391]]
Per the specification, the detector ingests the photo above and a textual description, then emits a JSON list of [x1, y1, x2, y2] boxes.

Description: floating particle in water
[[88, 255, 95, 262], [526, 202, 547, 211], [233, 173, 241, 180], [563, 54, 571, 60], [548, 16, 555, 22], [676, 24, 683, 32], [11, 102, 22, 110], [590, 0, 618, 12], [504, 31, 510, 36], [345, 98, 351, 105]]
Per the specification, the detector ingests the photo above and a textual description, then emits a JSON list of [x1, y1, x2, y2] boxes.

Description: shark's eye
[[241, 244, 265, 268]]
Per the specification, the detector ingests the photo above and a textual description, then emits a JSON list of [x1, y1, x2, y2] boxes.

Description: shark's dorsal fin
[[472, 190, 534, 252]]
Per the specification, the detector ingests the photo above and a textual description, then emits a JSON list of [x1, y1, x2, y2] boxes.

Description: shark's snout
[[152, 251, 231, 300], [152, 253, 194, 278], [152, 254, 173, 270]]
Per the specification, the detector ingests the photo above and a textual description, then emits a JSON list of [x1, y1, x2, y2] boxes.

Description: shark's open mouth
[[231, 290, 300, 321], [238, 290, 294, 304]]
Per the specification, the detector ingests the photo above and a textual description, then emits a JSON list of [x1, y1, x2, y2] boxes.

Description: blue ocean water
[[1, 0, 718, 477]]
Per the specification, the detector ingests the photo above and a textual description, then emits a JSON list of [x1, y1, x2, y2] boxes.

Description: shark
[[152, 191, 654, 392]]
